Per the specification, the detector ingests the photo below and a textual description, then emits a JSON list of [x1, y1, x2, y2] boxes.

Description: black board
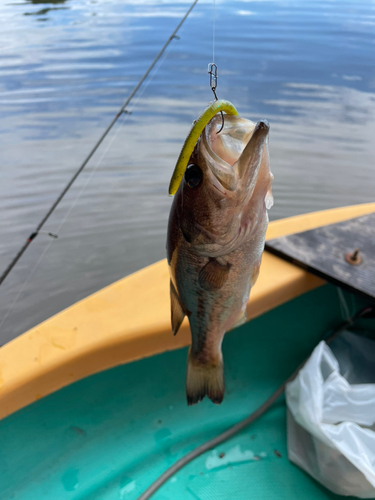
[[265, 213, 375, 303]]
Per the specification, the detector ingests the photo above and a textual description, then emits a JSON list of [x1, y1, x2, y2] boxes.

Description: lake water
[[0, 0, 374, 344]]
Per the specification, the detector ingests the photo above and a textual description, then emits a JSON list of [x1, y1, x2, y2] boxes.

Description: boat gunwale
[[0, 202, 374, 421]]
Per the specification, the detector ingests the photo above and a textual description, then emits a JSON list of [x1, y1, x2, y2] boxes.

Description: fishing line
[[337, 287, 353, 325], [135, 312, 370, 500], [0, 109, 128, 332], [208, 0, 224, 133], [212, 0, 216, 64], [0, 111, 127, 333], [0, 236, 56, 336], [0, 23, 180, 334], [0, 0, 199, 288]]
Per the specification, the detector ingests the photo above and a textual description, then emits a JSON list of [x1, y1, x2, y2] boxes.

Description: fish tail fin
[[186, 349, 224, 405]]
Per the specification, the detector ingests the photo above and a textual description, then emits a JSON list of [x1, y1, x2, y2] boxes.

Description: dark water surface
[[1, 0, 374, 343]]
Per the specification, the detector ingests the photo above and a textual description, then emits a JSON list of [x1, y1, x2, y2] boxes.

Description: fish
[[166, 113, 273, 405]]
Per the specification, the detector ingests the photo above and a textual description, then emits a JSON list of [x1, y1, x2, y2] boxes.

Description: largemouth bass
[[167, 113, 273, 405]]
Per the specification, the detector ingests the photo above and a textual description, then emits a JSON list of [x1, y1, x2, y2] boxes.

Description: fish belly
[[172, 223, 265, 405]]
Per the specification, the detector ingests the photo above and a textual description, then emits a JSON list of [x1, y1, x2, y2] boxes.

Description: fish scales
[[167, 114, 273, 405]]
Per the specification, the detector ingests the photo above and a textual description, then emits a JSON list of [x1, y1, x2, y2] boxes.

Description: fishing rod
[[0, 0, 199, 288]]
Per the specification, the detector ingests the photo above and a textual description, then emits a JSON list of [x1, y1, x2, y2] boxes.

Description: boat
[[0, 202, 374, 500]]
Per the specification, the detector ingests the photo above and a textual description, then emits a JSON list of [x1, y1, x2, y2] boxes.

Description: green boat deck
[[0, 284, 373, 500]]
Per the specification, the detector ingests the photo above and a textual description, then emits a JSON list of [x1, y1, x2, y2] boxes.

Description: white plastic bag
[[286, 330, 375, 498]]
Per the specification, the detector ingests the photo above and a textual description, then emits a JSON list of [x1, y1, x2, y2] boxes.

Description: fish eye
[[184, 164, 202, 188]]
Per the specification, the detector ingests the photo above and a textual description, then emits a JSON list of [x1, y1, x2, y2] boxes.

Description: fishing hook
[[208, 63, 224, 134]]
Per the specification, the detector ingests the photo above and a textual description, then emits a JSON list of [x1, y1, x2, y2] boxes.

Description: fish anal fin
[[170, 280, 185, 336], [198, 258, 230, 292], [186, 350, 224, 405]]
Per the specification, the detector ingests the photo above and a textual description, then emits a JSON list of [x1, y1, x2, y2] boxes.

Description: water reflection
[[0, 0, 374, 343], [25, 0, 69, 3], [23, 0, 69, 19]]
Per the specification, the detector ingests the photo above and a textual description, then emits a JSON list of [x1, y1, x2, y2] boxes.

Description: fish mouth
[[233, 119, 269, 186], [212, 183, 226, 195], [201, 114, 256, 191], [201, 115, 269, 191], [201, 118, 232, 169], [202, 114, 255, 167], [255, 119, 269, 134]]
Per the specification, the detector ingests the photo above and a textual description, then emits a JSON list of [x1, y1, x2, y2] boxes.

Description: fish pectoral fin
[[170, 280, 186, 336], [198, 258, 230, 291]]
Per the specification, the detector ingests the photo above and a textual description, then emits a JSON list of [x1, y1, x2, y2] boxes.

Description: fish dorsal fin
[[198, 258, 230, 291], [170, 281, 186, 336]]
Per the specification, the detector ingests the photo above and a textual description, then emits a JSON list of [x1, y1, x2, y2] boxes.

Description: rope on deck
[[136, 310, 371, 500]]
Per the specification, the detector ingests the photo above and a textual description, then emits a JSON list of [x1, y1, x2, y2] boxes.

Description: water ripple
[[0, 0, 374, 342]]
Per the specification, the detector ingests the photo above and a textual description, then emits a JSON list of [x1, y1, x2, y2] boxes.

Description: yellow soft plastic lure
[[168, 99, 238, 195]]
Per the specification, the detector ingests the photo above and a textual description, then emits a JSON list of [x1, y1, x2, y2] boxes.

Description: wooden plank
[[265, 213, 375, 303]]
